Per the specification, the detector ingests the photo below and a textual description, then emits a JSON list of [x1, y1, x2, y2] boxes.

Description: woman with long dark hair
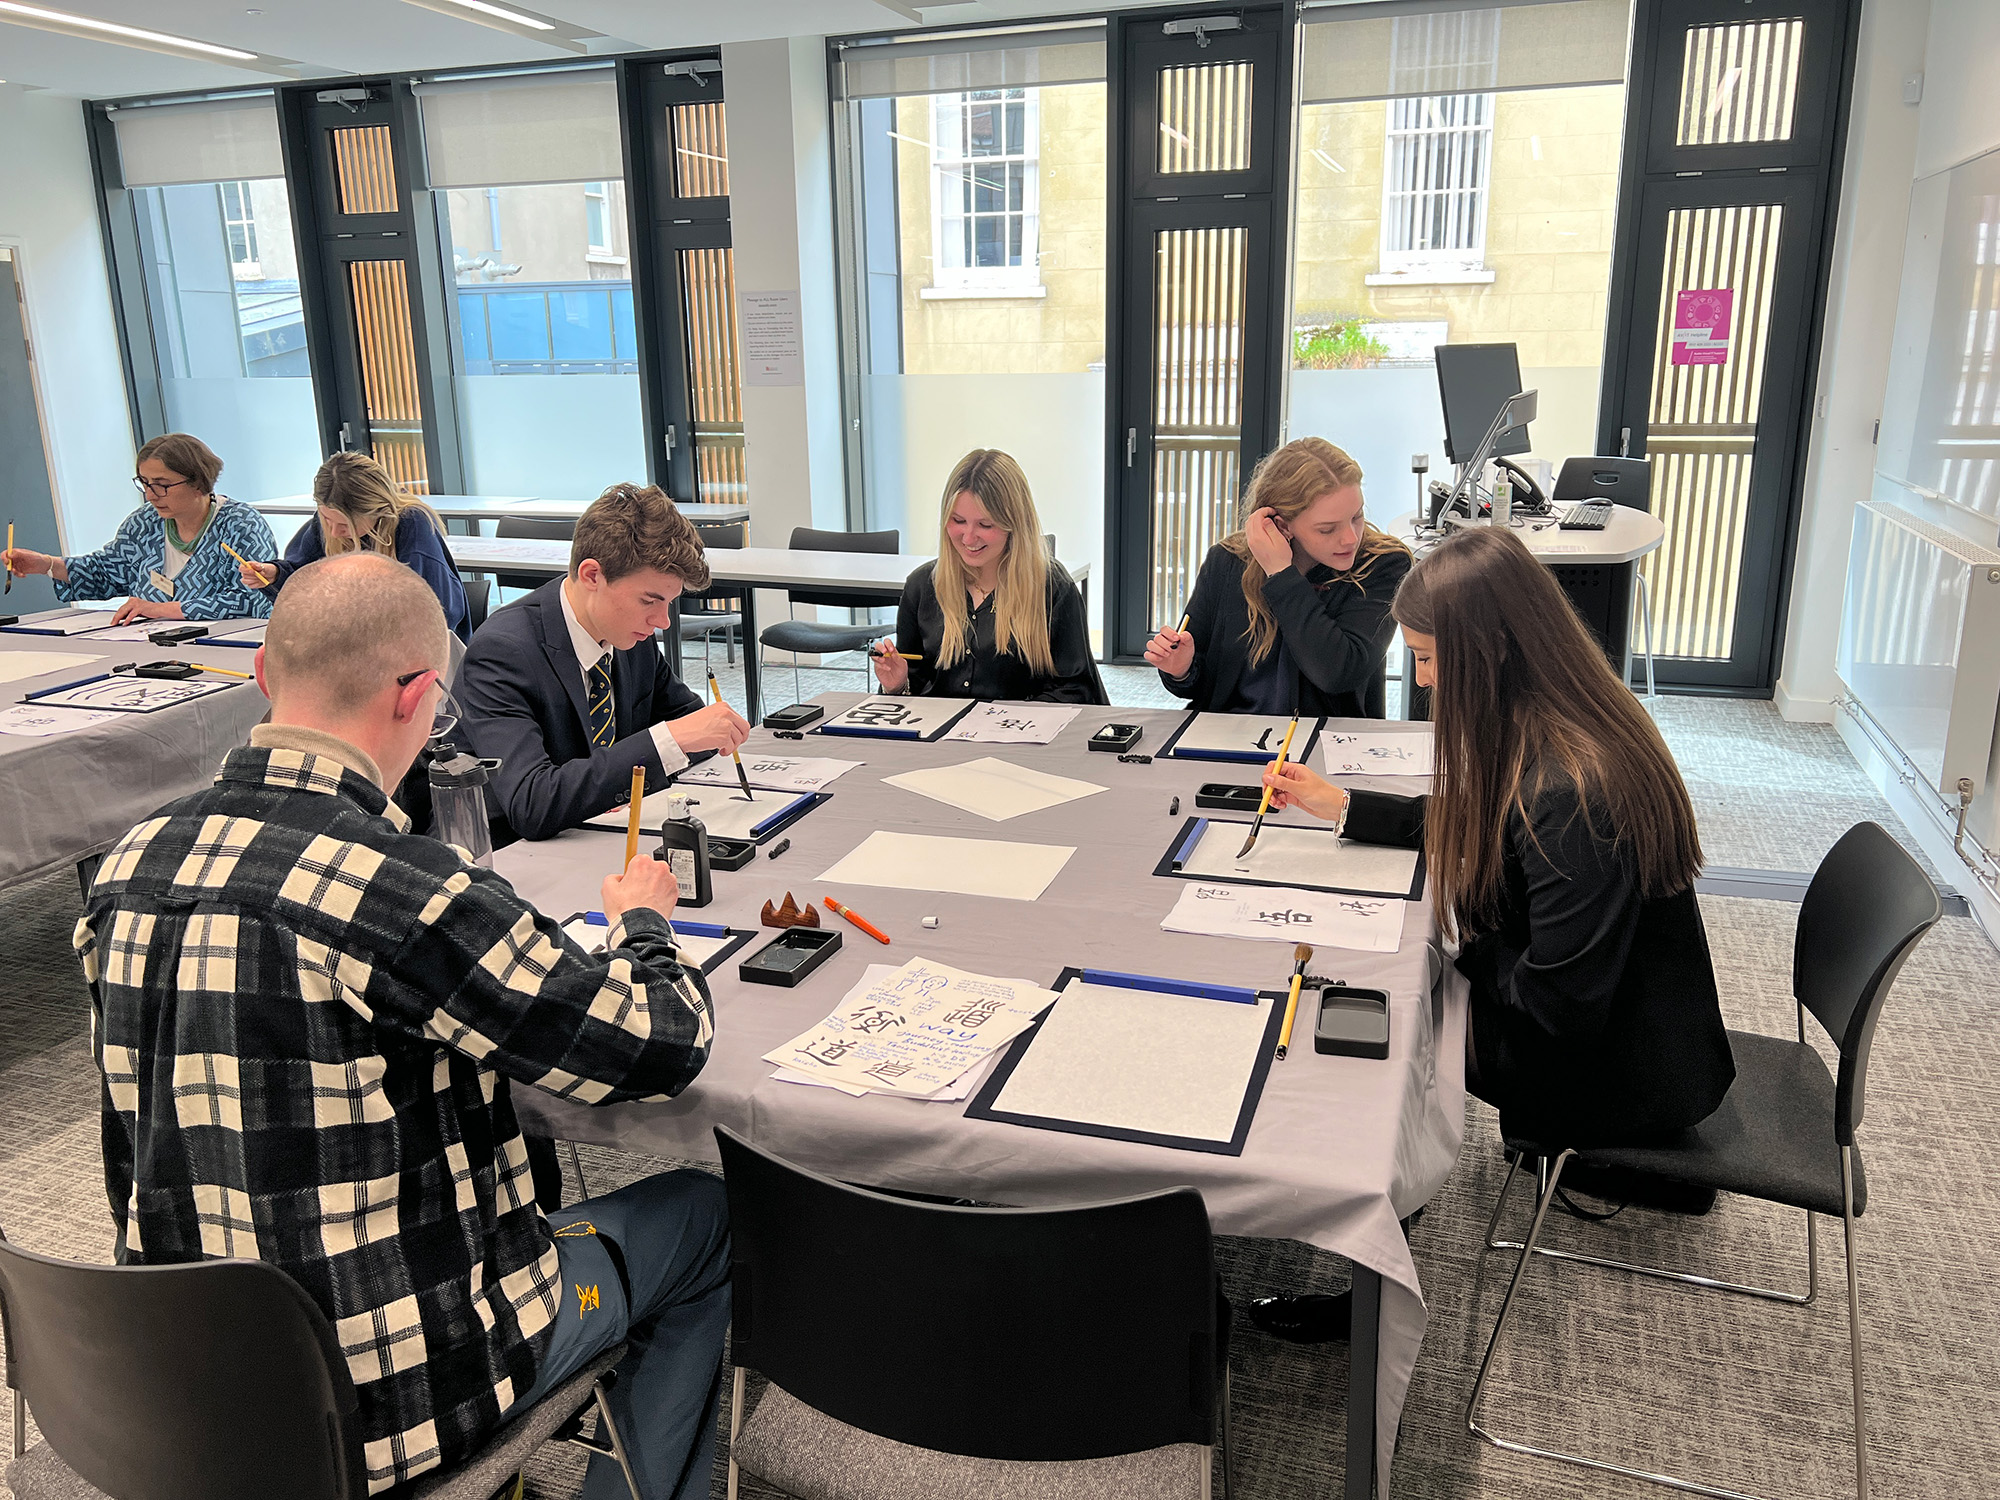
[[1251, 525, 1734, 1340], [1143, 436, 1410, 716]]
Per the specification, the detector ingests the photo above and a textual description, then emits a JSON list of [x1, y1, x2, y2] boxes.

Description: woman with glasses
[[1143, 437, 1410, 718], [239, 452, 469, 641], [1, 432, 276, 624]]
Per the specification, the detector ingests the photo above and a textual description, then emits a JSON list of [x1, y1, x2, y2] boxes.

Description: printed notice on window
[[740, 290, 804, 386], [1670, 288, 1734, 366]]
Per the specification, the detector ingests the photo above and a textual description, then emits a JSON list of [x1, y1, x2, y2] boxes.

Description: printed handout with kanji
[[762, 957, 1059, 1096]]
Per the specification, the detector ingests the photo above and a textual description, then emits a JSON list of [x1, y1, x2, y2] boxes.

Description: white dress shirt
[[558, 579, 690, 777]]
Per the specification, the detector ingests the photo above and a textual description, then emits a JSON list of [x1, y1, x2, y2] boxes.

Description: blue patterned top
[[56, 499, 278, 621]]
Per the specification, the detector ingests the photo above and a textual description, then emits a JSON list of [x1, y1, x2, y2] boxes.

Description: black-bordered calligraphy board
[[1153, 816, 1426, 900], [965, 966, 1288, 1156], [1158, 710, 1325, 764], [815, 695, 977, 742]]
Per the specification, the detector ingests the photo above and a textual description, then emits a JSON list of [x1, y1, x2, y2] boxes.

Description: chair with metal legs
[[1466, 821, 1941, 1500]]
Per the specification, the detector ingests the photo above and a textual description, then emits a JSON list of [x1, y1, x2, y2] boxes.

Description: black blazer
[[1161, 543, 1409, 718], [896, 559, 1107, 704], [1346, 779, 1735, 1147], [458, 579, 708, 844]]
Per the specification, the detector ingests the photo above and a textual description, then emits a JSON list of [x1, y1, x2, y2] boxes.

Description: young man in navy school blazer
[[459, 482, 750, 845]]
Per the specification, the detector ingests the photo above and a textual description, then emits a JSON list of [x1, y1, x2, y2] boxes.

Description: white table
[[496, 699, 1464, 1498], [252, 497, 752, 532], [0, 615, 270, 892], [450, 539, 1094, 724], [1390, 505, 1668, 710]]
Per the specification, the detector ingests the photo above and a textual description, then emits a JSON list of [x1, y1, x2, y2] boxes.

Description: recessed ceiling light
[[0, 0, 260, 60], [444, 0, 554, 30]]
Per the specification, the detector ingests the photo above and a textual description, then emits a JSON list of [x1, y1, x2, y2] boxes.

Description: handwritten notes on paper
[[942, 702, 1083, 745], [1320, 731, 1435, 778], [679, 754, 860, 793], [1161, 881, 1404, 954], [763, 957, 1058, 1097], [0, 703, 121, 737]]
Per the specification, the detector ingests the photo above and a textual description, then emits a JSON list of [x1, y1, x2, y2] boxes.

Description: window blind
[[109, 95, 283, 187], [414, 67, 621, 188], [836, 24, 1107, 101], [1300, 0, 1632, 103]]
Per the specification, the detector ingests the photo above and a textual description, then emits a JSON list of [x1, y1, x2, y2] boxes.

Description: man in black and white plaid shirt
[[76, 553, 728, 1498]]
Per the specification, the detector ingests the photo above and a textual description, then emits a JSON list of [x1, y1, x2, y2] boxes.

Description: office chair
[[1467, 822, 1941, 1500], [680, 514, 746, 669], [460, 577, 490, 635], [1553, 456, 1657, 702], [757, 527, 900, 703], [492, 516, 573, 597], [715, 1127, 1231, 1500], [0, 1224, 640, 1499]]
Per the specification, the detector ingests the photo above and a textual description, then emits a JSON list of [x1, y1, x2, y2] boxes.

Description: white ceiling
[[0, 0, 1175, 99]]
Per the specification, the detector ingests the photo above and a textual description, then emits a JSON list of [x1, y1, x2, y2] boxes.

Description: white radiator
[[1837, 500, 2000, 796]]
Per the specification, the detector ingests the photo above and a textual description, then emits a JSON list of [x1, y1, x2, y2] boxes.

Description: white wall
[[1774, 0, 1932, 720], [1912, 0, 2000, 177], [0, 89, 136, 550], [718, 36, 852, 660]]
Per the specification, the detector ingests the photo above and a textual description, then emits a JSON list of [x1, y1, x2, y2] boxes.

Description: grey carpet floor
[[3, 697, 1992, 1499]]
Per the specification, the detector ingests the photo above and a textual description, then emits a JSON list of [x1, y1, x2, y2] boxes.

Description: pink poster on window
[[1671, 289, 1734, 365]]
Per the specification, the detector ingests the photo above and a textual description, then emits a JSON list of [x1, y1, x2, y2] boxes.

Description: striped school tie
[[586, 658, 615, 747]]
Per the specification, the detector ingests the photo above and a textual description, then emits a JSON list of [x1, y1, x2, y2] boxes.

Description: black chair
[[461, 577, 491, 635], [756, 527, 900, 704], [714, 1127, 1230, 1500], [0, 1225, 641, 1499], [493, 516, 573, 596], [680, 514, 746, 669], [1467, 822, 1942, 1500]]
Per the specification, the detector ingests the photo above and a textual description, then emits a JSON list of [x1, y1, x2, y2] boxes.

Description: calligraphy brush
[[1275, 943, 1313, 1060], [1236, 713, 1300, 859], [705, 667, 755, 801], [4, 521, 13, 595]]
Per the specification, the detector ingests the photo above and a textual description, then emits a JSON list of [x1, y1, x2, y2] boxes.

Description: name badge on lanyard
[[148, 568, 176, 599]]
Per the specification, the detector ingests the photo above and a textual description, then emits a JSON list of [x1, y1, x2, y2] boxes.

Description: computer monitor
[[1435, 343, 1532, 466]]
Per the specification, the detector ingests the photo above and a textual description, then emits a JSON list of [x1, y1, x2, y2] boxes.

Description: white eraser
[[921, 916, 939, 928]]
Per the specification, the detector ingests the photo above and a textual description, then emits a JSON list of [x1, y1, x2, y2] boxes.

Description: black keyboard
[[1559, 501, 1612, 531]]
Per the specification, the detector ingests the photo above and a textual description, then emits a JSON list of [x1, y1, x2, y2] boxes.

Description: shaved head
[[265, 553, 448, 713]]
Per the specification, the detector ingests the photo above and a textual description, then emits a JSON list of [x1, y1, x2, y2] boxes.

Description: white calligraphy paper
[[762, 956, 1058, 1096], [1171, 712, 1316, 759], [941, 702, 1083, 745], [1160, 881, 1404, 954], [2, 610, 119, 636], [1175, 820, 1421, 898], [583, 787, 815, 840], [677, 754, 860, 793], [819, 830, 1075, 901], [1319, 731, 1435, 778], [0, 651, 103, 686], [882, 757, 1105, 822], [0, 702, 121, 737]]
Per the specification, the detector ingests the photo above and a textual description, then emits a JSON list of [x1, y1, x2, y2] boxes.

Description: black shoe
[[1247, 1290, 1351, 1343]]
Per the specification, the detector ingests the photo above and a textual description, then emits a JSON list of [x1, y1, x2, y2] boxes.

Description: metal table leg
[[1346, 1263, 1381, 1500]]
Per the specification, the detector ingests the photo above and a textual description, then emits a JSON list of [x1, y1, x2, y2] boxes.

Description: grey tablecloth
[[498, 698, 1466, 1492], [0, 620, 269, 891]]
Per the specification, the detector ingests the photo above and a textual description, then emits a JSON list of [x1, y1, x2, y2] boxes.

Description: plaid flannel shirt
[[75, 745, 714, 1492]]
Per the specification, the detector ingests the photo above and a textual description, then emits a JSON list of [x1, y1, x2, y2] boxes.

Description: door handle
[[664, 425, 677, 457], [339, 421, 364, 453], [1126, 428, 1138, 468], [1619, 426, 1632, 458]]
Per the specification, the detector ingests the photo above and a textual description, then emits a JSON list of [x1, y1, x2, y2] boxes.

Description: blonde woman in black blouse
[[872, 449, 1105, 704]]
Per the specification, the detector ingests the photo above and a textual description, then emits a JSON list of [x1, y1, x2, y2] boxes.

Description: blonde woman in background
[[1145, 436, 1411, 717], [242, 451, 470, 640], [872, 449, 1106, 704]]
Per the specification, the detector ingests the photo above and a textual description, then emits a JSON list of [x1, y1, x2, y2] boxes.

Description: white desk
[[252, 497, 752, 531], [497, 699, 1463, 1500], [450, 539, 1094, 723], [1388, 504, 1665, 565]]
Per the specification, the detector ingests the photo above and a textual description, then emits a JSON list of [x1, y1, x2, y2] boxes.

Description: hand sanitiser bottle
[[656, 792, 713, 908]]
